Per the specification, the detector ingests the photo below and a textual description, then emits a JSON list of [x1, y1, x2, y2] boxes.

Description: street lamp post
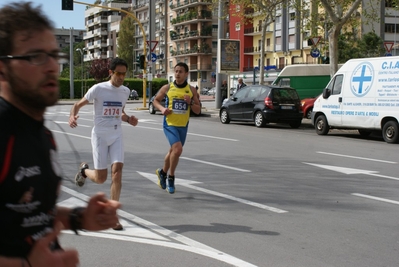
[[129, 44, 134, 77], [76, 48, 84, 97]]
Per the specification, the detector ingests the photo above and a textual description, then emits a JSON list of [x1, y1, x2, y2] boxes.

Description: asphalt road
[[46, 101, 399, 267]]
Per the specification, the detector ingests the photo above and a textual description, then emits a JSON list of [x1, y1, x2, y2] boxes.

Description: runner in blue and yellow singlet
[[153, 62, 201, 194]]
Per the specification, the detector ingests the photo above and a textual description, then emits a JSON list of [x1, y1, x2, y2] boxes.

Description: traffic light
[[62, 0, 74, 10], [139, 55, 145, 69]]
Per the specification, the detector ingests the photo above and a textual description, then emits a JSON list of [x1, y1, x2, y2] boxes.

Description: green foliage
[[337, 35, 361, 63], [338, 31, 384, 63], [117, 14, 136, 75], [358, 32, 385, 57]]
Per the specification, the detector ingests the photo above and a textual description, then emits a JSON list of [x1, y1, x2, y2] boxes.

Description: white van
[[311, 56, 399, 143]]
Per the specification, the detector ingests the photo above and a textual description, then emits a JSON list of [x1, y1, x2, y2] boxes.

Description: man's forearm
[[0, 256, 30, 267]]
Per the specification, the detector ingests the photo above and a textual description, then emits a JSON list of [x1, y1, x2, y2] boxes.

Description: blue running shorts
[[163, 125, 188, 146]]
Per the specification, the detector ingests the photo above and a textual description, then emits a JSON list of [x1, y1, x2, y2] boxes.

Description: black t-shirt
[[0, 98, 62, 258]]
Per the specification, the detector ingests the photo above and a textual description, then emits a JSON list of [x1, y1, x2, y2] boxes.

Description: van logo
[[350, 62, 374, 97]]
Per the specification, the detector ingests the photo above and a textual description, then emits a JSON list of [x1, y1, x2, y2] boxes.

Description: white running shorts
[[91, 125, 124, 169]]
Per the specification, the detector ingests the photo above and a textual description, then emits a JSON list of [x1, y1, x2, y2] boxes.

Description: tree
[[59, 41, 85, 78], [117, 13, 136, 76], [89, 59, 110, 82], [319, 0, 362, 77], [358, 32, 385, 58]]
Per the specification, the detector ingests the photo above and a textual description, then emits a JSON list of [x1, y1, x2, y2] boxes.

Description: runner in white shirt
[[69, 58, 138, 230]]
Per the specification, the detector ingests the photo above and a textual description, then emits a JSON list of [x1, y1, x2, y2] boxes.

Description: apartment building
[[83, 0, 132, 62], [80, 0, 397, 86], [54, 28, 84, 50], [231, 0, 397, 78], [131, 0, 167, 79]]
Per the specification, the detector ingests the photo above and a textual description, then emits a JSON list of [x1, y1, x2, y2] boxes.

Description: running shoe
[[166, 176, 175, 194], [156, 168, 166, 190], [75, 162, 89, 187], [113, 222, 123, 231]]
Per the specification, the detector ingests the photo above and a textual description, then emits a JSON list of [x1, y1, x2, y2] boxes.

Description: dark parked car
[[129, 89, 139, 100], [149, 92, 202, 116], [219, 85, 303, 128]]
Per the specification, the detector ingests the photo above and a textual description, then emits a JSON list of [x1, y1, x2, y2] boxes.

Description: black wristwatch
[[69, 207, 85, 235]]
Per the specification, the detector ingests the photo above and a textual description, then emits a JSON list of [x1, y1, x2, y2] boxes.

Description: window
[[385, 24, 399, 33], [289, 34, 295, 43], [235, 87, 249, 100], [212, 25, 218, 32], [280, 78, 290, 87], [247, 88, 259, 99], [332, 75, 343, 95], [290, 12, 295, 21]]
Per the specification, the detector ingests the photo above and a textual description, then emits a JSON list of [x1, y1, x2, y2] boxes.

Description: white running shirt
[[84, 81, 130, 128]]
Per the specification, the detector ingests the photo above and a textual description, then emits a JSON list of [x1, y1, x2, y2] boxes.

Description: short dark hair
[[109, 58, 128, 71], [175, 62, 189, 72], [0, 2, 53, 57]]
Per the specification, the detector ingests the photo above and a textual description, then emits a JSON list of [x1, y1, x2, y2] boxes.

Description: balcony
[[170, 28, 212, 42], [133, 3, 148, 12], [171, 10, 213, 25], [243, 46, 272, 54], [244, 25, 273, 36], [169, 0, 212, 11], [170, 44, 211, 57], [189, 64, 213, 71]]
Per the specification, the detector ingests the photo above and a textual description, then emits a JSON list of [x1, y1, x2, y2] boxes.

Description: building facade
[[80, 0, 398, 87]]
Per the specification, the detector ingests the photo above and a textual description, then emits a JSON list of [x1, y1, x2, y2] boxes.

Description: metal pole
[[69, 27, 74, 99], [216, 0, 225, 109], [148, 0, 155, 103]]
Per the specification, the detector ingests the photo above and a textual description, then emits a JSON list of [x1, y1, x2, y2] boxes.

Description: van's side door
[[325, 74, 344, 126]]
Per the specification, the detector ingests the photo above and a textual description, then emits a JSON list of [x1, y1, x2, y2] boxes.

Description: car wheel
[[382, 121, 399, 143], [306, 108, 312, 119], [289, 120, 302, 128], [220, 109, 230, 124], [358, 129, 372, 137], [254, 111, 266, 127], [315, 114, 329, 135], [149, 103, 156, 114]]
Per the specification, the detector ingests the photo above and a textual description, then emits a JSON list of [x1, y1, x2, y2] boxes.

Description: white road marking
[[304, 162, 399, 181], [60, 186, 258, 267], [181, 157, 250, 172], [188, 132, 239, 141], [138, 171, 288, 213], [352, 193, 399, 205], [137, 119, 158, 122], [51, 130, 91, 140], [52, 121, 91, 127], [316, 151, 397, 164]]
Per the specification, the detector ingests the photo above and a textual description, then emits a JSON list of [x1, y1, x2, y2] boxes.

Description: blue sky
[[1, 0, 86, 29]]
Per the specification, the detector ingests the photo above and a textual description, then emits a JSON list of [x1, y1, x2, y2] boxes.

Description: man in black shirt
[[0, 2, 121, 266]]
